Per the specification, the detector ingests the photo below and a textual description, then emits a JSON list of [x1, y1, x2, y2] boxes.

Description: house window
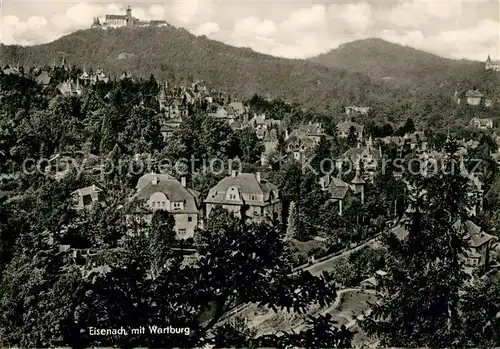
[[178, 228, 187, 236], [250, 195, 256, 200], [152, 201, 156, 208], [188, 216, 193, 222], [229, 194, 237, 200], [173, 202, 182, 210], [161, 201, 166, 208]]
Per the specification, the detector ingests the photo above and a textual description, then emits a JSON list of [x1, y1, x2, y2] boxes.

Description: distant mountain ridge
[[309, 38, 482, 86], [0, 30, 486, 109], [0, 27, 400, 109]]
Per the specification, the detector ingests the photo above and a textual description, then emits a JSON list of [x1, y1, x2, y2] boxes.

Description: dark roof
[[106, 14, 127, 20], [287, 137, 315, 151], [291, 123, 325, 137], [327, 177, 350, 199], [205, 173, 279, 206]]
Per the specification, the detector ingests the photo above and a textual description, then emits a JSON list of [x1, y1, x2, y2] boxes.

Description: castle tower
[[91, 17, 101, 29], [126, 6, 133, 27]]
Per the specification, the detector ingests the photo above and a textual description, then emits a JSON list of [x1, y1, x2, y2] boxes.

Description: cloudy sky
[[1, 0, 499, 61]]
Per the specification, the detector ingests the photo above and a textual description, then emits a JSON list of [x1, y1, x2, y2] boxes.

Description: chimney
[[231, 170, 237, 178], [181, 176, 187, 188], [256, 172, 261, 183], [152, 175, 158, 185]]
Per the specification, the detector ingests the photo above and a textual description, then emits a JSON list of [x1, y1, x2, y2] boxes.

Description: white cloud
[[280, 5, 327, 33], [192, 22, 220, 37], [148, 5, 166, 20], [340, 3, 373, 33], [2, 15, 50, 45], [388, 0, 464, 29], [169, 0, 201, 25], [377, 19, 500, 61], [232, 17, 277, 38], [0, 0, 499, 61]]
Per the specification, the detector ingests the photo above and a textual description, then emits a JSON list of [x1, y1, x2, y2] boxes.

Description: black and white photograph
[[0, 0, 499, 347]]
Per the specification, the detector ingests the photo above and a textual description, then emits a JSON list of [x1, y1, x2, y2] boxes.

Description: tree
[[346, 126, 358, 147], [236, 128, 264, 164], [311, 136, 332, 176], [256, 314, 354, 348], [119, 105, 163, 154], [150, 210, 177, 278], [360, 138, 471, 348], [0, 194, 349, 348], [460, 277, 500, 347], [395, 117, 415, 136], [99, 107, 120, 155], [284, 201, 298, 241]]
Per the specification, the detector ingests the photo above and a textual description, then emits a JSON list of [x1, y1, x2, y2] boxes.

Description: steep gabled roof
[[291, 123, 324, 137], [205, 173, 279, 205], [72, 185, 102, 197], [327, 177, 350, 199], [134, 173, 199, 213]]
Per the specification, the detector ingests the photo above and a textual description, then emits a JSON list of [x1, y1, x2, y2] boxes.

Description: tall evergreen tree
[[360, 138, 471, 347]]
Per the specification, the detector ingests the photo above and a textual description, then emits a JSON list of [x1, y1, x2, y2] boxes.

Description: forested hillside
[[309, 38, 483, 88], [0, 27, 402, 109]]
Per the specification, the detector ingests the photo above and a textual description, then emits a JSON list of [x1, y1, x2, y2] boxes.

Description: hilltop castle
[[485, 55, 500, 71], [91, 6, 167, 29]]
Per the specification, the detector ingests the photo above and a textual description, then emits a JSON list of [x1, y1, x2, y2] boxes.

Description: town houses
[[205, 171, 282, 223], [485, 54, 500, 71], [2, 56, 500, 348], [336, 120, 364, 140], [130, 173, 203, 239]]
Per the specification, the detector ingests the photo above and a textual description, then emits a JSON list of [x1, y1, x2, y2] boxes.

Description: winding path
[[210, 234, 382, 329]]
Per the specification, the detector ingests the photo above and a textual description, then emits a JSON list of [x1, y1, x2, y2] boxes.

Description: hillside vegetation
[[309, 38, 483, 87], [1, 29, 497, 119], [0, 27, 402, 109]]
